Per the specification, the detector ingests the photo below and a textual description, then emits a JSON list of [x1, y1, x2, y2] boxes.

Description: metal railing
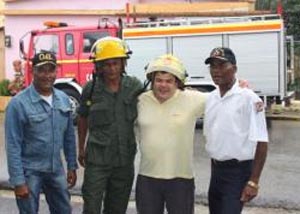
[[125, 14, 282, 28]]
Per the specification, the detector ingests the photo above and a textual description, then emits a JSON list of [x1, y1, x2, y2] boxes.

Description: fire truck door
[[60, 32, 80, 82]]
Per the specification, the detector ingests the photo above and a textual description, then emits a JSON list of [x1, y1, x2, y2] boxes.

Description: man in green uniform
[[77, 37, 143, 214]]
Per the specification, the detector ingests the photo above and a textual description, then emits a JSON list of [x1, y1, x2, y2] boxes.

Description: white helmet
[[145, 54, 188, 83]]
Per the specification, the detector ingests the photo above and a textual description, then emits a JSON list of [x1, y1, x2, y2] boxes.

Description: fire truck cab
[[19, 20, 121, 119]]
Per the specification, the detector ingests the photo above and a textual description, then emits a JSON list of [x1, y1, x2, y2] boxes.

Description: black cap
[[32, 51, 56, 67], [205, 47, 236, 65]]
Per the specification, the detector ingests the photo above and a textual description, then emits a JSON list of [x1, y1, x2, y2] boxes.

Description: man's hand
[[14, 184, 29, 199], [238, 79, 250, 88], [238, 79, 264, 112], [67, 170, 77, 189], [240, 185, 258, 203], [255, 102, 264, 112], [78, 148, 86, 168]]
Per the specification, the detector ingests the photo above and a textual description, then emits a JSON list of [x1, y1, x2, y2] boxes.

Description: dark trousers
[[208, 159, 253, 214], [136, 175, 194, 214], [82, 163, 134, 214]]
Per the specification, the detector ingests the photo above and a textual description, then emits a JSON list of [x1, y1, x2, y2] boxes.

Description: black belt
[[211, 159, 252, 167]]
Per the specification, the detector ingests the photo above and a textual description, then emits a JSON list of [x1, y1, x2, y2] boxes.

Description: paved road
[[0, 190, 299, 214], [1, 113, 300, 212]]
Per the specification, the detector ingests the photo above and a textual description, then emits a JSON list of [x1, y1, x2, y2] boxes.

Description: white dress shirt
[[204, 80, 269, 161]]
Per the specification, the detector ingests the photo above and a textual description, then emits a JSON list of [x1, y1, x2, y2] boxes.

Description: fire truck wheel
[[62, 88, 80, 125]]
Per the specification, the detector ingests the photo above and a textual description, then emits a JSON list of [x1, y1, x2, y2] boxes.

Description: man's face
[[152, 72, 178, 103], [101, 58, 123, 81], [33, 63, 56, 94], [209, 59, 236, 87], [13, 61, 22, 73]]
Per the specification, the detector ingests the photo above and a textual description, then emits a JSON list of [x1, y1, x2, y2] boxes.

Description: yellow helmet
[[145, 54, 188, 83], [91, 36, 131, 62]]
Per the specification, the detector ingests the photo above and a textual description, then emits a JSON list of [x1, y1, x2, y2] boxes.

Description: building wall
[[139, 0, 186, 2], [0, 0, 5, 80], [0, 28, 4, 81], [139, 0, 253, 2], [4, 0, 133, 79], [5, 0, 136, 10]]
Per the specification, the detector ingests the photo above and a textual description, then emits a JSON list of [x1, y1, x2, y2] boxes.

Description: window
[[65, 34, 74, 55], [82, 31, 110, 53], [33, 34, 59, 55]]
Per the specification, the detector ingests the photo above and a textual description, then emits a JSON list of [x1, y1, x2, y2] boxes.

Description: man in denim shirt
[[5, 51, 78, 214]]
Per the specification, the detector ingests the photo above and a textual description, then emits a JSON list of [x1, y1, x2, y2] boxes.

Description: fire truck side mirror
[[19, 40, 28, 60]]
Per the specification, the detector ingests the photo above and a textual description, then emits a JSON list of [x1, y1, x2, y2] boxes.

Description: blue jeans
[[16, 168, 71, 214]]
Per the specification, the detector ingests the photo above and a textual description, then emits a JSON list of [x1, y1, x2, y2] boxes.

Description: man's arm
[[240, 93, 269, 202], [76, 82, 92, 168], [5, 100, 29, 198], [249, 141, 268, 184], [77, 115, 88, 167], [241, 141, 268, 202], [63, 108, 78, 188]]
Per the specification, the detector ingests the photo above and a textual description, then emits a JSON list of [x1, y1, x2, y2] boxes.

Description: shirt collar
[[215, 79, 242, 99], [29, 84, 57, 103]]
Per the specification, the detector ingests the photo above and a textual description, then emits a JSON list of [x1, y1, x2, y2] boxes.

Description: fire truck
[[19, 15, 290, 118]]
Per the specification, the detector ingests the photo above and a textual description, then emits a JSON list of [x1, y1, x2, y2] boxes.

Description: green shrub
[[0, 79, 11, 96]]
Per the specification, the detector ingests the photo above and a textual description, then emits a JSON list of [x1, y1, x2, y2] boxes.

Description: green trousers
[[82, 163, 134, 214]]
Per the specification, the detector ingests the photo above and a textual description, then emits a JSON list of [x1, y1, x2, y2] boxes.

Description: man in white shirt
[[203, 47, 269, 214], [135, 54, 206, 214]]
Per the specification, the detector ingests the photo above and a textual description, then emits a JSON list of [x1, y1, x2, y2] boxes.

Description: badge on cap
[[32, 51, 57, 67], [211, 48, 225, 58]]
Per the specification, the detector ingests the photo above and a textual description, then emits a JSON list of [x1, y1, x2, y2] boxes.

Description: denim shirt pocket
[[57, 107, 71, 131], [124, 97, 138, 122], [88, 102, 113, 127], [28, 113, 50, 135]]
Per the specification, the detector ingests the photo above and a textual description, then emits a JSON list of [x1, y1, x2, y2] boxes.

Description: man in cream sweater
[[135, 54, 207, 214]]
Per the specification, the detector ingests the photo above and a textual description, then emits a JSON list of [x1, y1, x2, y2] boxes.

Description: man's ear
[[233, 65, 237, 73]]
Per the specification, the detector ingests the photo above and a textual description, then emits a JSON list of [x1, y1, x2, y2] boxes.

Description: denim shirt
[[5, 84, 78, 186]]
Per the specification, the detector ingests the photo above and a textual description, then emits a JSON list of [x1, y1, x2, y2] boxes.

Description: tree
[[256, 0, 300, 46], [282, 1, 300, 40]]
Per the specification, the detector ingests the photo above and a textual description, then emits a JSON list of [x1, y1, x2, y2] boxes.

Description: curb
[[267, 114, 300, 121], [0, 182, 11, 191], [1, 182, 299, 210]]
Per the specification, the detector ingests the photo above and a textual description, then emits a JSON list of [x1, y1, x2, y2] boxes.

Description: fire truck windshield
[[33, 34, 59, 54]]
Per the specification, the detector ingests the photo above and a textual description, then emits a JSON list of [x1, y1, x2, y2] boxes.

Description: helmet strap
[[143, 79, 151, 91], [86, 71, 97, 107]]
